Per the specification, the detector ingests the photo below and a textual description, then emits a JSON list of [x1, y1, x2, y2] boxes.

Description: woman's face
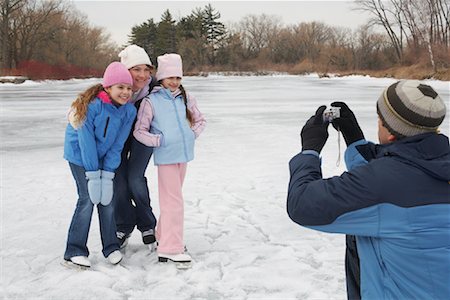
[[105, 83, 132, 105], [161, 77, 182, 92], [129, 64, 152, 91]]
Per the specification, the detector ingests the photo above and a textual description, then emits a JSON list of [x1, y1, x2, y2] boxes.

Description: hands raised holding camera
[[300, 102, 365, 153], [329, 102, 365, 146], [301, 106, 329, 153]]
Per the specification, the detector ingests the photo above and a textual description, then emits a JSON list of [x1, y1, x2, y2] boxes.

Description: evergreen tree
[[176, 8, 207, 68], [202, 4, 227, 64], [177, 8, 204, 40], [128, 18, 157, 59], [155, 9, 177, 57]]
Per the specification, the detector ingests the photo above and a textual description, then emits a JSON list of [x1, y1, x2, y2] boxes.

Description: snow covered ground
[[1, 75, 449, 299]]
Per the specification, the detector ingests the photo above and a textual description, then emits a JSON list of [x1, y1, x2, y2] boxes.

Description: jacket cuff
[[301, 150, 320, 157]]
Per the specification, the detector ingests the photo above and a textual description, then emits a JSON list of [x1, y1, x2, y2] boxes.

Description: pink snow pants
[[156, 163, 187, 254]]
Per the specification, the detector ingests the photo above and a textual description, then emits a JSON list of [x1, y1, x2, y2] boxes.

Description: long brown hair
[[70, 84, 104, 128], [179, 84, 193, 126]]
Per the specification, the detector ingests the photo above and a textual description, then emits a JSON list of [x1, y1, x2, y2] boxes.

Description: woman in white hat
[[113, 45, 158, 250]]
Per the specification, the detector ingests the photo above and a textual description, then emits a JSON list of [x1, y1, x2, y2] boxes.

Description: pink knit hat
[[156, 54, 183, 81], [102, 62, 133, 88]]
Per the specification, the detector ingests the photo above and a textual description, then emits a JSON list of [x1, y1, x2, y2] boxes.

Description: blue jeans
[[114, 137, 157, 236], [64, 163, 119, 260]]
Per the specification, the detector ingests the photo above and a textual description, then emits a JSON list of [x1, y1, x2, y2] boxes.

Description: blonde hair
[[70, 84, 104, 128]]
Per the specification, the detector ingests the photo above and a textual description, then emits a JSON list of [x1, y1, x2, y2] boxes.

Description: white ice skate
[[148, 242, 157, 253], [61, 256, 91, 270], [158, 252, 192, 269], [107, 250, 123, 265]]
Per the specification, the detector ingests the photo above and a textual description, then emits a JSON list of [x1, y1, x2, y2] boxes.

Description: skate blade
[[60, 260, 90, 271], [119, 238, 129, 249], [148, 243, 157, 253], [175, 262, 192, 269], [158, 257, 192, 269]]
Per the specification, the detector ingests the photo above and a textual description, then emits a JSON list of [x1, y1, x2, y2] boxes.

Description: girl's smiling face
[[161, 77, 182, 92], [105, 83, 132, 105], [129, 64, 152, 91]]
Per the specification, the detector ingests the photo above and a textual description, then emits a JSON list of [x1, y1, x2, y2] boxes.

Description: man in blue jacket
[[287, 80, 449, 299]]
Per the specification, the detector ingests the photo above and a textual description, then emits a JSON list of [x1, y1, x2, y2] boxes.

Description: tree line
[[0, 0, 116, 78], [1, 0, 449, 79]]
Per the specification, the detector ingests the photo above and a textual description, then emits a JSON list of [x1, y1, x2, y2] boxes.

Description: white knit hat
[[377, 80, 446, 138], [156, 53, 183, 81], [118, 45, 152, 69]]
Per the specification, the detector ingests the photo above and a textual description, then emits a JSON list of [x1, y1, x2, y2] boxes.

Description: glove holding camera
[[301, 105, 329, 153], [330, 102, 365, 146]]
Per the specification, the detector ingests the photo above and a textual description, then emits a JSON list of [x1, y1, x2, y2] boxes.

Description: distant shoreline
[[2, 68, 450, 84]]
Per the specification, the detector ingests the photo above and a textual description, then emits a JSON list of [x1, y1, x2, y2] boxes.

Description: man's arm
[[287, 151, 381, 237]]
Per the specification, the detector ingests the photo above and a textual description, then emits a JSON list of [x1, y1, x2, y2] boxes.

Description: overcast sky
[[71, 0, 373, 46]]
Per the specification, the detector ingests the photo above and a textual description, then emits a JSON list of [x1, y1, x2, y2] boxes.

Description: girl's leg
[[113, 140, 136, 237], [98, 203, 120, 257], [156, 163, 187, 254], [64, 163, 94, 260], [128, 137, 157, 235]]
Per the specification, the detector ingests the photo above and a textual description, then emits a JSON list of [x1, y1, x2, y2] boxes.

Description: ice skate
[[107, 250, 123, 265], [147, 242, 157, 253], [158, 252, 192, 269], [116, 231, 130, 249], [142, 229, 156, 245], [61, 256, 91, 270]]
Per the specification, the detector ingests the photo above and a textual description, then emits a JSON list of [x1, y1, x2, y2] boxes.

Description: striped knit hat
[[377, 80, 446, 138]]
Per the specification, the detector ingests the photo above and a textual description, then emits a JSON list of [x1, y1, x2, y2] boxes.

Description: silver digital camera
[[323, 107, 341, 122]]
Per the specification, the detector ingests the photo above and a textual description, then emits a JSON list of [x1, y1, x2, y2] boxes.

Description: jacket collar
[[151, 86, 182, 99]]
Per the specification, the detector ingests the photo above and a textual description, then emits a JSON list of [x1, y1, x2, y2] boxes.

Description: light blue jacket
[[64, 97, 136, 172], [149, 88, 196, 165]]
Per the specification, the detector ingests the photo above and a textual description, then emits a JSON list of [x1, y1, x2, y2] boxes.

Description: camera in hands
[[323, 107, 341, 122]]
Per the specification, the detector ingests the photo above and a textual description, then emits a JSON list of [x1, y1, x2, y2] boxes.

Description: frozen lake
[[1, 75, 449, 299]]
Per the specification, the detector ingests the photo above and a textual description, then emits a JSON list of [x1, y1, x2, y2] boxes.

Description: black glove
[[301, 106, 329, 153], [330, 102, 365, 146]]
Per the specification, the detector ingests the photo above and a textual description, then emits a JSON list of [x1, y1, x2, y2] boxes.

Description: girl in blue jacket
[[63, 62, 137, 269]]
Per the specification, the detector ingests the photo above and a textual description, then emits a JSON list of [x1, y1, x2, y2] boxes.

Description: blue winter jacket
[[149, 88, 195, 165], [287, 133, 450, 299], [64, 98, 136, 172]]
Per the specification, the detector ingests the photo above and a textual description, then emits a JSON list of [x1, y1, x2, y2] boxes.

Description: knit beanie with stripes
[[377, 80, 446, 139]]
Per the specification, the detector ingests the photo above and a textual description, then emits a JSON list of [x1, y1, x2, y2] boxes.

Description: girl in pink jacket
[[133, 53, 206, 265]]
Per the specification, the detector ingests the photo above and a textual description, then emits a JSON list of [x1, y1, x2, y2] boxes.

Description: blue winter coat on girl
[[64, 94, 137, 172]]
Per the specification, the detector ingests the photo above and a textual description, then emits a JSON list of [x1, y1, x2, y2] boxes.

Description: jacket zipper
[[171, 98, 189, 160], [103, 117, 110, 138]]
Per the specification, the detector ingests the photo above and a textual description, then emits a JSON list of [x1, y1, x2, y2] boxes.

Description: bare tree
[[15, 0, 64, 62], [435, 0, 450, 47], [325, 27, 353, 71], [238, 14, 281, 58], [296, 21, 332, 64], [355, 0, 406, 62], [0, 0, 26, 71], [405, 0, 438, 72], [268, 26, 304, 63]]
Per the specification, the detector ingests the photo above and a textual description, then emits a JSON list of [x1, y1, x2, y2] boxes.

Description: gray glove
[[100, 170, 115, 206], [85, 170, 101, 205]]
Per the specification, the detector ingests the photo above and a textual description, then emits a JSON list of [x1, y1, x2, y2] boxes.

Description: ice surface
[[1, 75, 448, 299]]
